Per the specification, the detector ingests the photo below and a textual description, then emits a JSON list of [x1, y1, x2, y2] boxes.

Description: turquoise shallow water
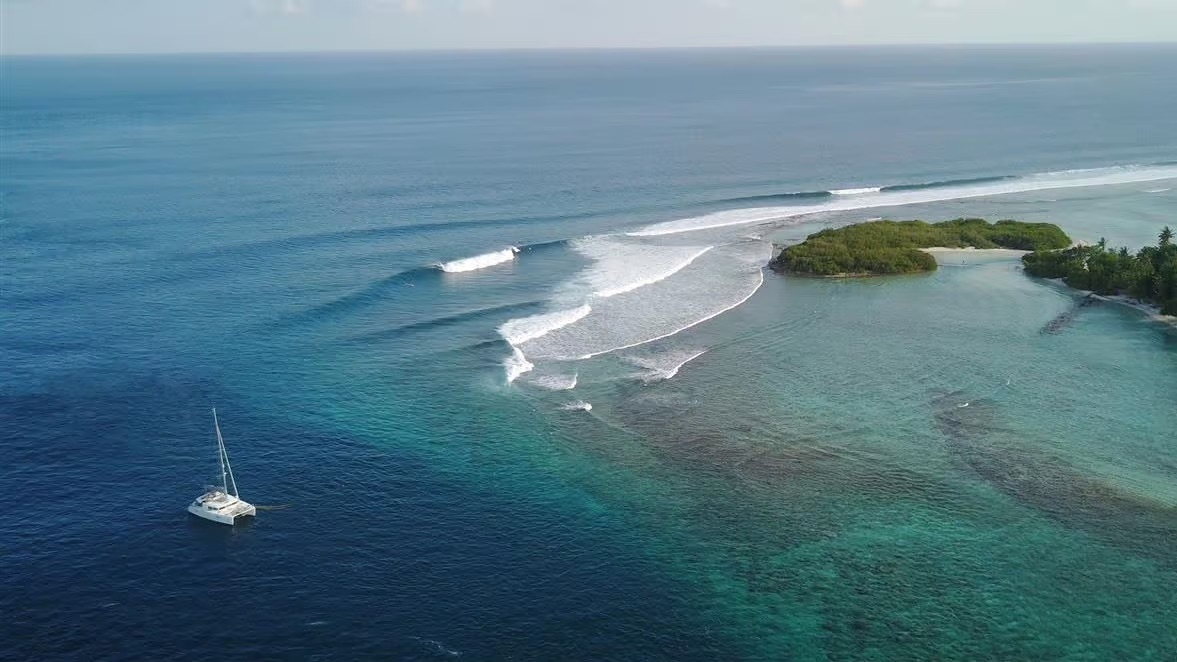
[[2, 47, 1176, 659]]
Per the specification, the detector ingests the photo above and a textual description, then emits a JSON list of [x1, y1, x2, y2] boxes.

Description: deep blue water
[[3, 46, 1177, 660]]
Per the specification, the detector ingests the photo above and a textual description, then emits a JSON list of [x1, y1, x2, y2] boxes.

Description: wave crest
[[627, 348, 709, 382], [569, 238, 715, 299], [629, 164, 1177, 237], [438, 247, 518, 273], [499, 305, 592, 346], [503, 346, 534, 384]]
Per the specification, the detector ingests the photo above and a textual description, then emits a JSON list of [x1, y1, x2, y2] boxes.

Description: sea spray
[[503, 346, 534, 384]]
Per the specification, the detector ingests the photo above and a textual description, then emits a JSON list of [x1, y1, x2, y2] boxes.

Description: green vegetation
[[1022, 227, 1177, 315], [770, 218, 1071, 276]]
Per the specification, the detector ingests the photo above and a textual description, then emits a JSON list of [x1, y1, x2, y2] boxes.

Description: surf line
[[591, 245, 715, 299], [438, 247, 518, 273], [500, 305, 592, 383], [568, 269, 765, 361], [628, 165, 1177, 236]]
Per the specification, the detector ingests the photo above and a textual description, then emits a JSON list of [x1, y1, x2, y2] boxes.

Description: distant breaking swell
[[641, 163, 1177, 236], [471, 161, 1174, 386], [714, 175, 1016, 205]]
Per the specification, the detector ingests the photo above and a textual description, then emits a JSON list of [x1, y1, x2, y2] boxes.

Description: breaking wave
[[627, 348, 709, 383], [630, 164, 1177, 236], [715, 190, 833, 204], [499, 305, 591, 384], [503, 346, 534, 384], [569, 238, 714, 299], [438, 247, 518, 273], [881, 175, 1016, 192], [518, 242, 770, 362], [499, 305, 592, 346], [496, 161, 1176, 386], [561, 401, 593, 412]]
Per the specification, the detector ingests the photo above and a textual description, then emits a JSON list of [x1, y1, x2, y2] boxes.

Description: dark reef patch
[[1040, 294, 1100, 335], [934, 394, 1177, 567]]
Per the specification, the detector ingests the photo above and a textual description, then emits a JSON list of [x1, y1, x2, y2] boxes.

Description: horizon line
[[3, 40, 1176, 59]]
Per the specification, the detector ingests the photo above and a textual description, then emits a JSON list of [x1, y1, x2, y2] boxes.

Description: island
[[769, 218, 1071, 277], [1022, 227, 1177, 315]]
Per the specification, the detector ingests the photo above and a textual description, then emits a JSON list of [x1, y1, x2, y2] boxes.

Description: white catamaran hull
[[188, 409, 256, 526], [188, 497, 257, 525]]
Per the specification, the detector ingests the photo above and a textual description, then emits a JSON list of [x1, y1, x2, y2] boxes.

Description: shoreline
[[1047, 278, 1177, 330], [920, 247, 1029, 256]]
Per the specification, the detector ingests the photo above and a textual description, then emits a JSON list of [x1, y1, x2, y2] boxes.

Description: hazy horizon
[[3, 0, 1176, 56]]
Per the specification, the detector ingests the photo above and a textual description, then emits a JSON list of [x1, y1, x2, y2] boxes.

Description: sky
[[2, 0, 1176, 55]]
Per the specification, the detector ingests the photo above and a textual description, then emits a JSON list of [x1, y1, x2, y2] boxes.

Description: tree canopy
[[770, 218, 1071, 277], [1022, 227, 1177, 315]]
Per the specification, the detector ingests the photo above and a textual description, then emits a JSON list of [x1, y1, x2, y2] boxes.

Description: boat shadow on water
[[933, 393, 1177, 568]]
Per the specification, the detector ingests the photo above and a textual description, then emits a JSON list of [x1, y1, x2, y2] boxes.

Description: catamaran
[[188, 408, 256, 525]]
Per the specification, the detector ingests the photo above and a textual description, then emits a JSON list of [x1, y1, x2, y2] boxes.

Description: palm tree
[[1160, 226, 1174, 248]]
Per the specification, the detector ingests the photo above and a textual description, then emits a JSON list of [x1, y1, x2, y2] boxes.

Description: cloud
[[248, 0, 311, 16], [362, 0, 493, 15], [282, 0, 310, 14], [840, 0, 867, 10], [459, 0, 494, 13]]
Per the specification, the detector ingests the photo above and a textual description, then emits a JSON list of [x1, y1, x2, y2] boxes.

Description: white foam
[[529, 373, 578, 390], [499, 305, 591, 384], [498, 305, 592, 345], [575, 269, 763, 360], [503, 346, 534, 384], [1145, 187, 1171, 194], [627, 348, 709, 382], [628, 164, 1177, 237], [569, 238, 714, 299], [519, 242, 771, 361], [438, 247, 518, 273], [561, 401, 593, 412], [831, 187, 882, 195]]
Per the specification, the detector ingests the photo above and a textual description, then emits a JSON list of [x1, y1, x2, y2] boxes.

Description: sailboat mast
[[213, 409, 240, 498]]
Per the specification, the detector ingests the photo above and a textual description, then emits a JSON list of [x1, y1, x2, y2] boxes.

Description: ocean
[[2, 45, 1176, 660]]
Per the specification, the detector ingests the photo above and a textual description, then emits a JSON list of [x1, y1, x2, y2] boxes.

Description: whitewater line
[[500, 305, 593, 384], [663, 349, 708, 380], [503, 346, 534, 384], [568, 269, 765, 360], [831, 187, 882, 195], [592, 245, 715, 298], [499, 304, 592, 346], [528, 372, 579, 390], [628, 166, 1177, 237], [438, 247, 518, 273]]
